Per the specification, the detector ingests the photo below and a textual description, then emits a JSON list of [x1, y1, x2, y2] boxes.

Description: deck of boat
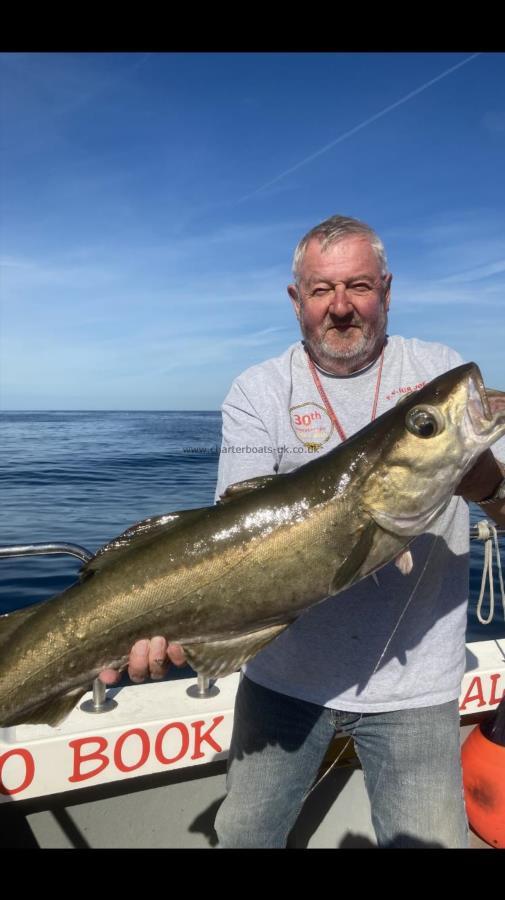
[[0, 722, 496, 849]]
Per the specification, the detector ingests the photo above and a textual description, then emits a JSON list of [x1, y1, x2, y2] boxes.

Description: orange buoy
[[461, 699, 505, 849]]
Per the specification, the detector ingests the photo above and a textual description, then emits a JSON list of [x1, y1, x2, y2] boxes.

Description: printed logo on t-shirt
[[385, 381, 427, 402], [289, 402, 333, 450]]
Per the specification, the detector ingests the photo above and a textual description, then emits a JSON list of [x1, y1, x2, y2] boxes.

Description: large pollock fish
[[1, 362, 504, 727]]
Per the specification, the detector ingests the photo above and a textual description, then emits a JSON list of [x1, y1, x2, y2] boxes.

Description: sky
[[1, 51, 504, 410]]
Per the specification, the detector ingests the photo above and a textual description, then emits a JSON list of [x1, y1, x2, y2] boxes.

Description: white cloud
[[440, 259, 505, 284]]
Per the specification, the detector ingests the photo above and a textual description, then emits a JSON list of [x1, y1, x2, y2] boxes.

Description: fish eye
[[405, 406, 444, 439]]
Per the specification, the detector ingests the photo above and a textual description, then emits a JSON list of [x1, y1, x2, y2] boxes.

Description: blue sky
[[1, 51, 504, 410]]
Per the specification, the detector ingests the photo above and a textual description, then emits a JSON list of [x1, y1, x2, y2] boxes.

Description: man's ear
[[288, 284, 301, 321], [383, 273, 393, 312]]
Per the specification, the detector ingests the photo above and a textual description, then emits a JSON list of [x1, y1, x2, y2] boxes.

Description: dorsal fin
[[0, 602, 42, 649], [218, 474, 277, 503], [80, 507, 209, 579]]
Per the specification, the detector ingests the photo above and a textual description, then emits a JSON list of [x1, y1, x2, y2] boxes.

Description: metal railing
[[0, 542, 94, 564]]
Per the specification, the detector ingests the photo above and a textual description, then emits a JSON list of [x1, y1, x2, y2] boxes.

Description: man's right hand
[[99, 638, 187, 685]]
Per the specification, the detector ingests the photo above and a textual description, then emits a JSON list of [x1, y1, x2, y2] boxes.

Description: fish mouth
[[485, 388, 505, 419], [467, 366, 505, 438]]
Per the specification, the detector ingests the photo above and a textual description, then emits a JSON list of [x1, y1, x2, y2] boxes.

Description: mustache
[[324, 313, 362, 329]]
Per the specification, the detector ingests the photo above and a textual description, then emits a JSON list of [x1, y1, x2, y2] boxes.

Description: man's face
[[288, 236, 392, 374]]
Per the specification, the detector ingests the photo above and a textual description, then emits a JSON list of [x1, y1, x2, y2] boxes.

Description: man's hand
[[455, 450, 503, 503], [99, 638, 187, 685]]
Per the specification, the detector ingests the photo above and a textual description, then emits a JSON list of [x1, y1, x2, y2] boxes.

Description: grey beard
[[305, 321, 387, 367], [298, 298, 388, 370], [320, 329, 371, 360]]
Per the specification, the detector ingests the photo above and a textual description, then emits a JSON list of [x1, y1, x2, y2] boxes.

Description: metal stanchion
[[186, 674, 220, 698], [80, 677, 118, 715]]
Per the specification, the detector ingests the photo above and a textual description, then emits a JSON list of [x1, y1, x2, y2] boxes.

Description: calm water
[[1, 411, 504, 644]]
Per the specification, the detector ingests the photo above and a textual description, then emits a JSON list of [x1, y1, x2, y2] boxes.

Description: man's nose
[[328, 286, 353, 316]]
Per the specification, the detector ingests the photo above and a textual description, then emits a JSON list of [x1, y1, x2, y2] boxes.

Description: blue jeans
[[214, 675, 468, 848]]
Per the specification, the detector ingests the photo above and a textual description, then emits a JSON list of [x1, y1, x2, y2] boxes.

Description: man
[[102, 215, 505, 848]]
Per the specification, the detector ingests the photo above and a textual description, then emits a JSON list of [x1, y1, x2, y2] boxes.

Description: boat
[[0, 531, 504, 849]]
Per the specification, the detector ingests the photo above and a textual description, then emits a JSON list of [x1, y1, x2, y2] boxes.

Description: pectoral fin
[[330, 519, 377, 595], [181, 623, 290, 677]]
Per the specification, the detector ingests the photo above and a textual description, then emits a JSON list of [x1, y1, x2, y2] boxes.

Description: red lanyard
[[305, 345, 385, 442]]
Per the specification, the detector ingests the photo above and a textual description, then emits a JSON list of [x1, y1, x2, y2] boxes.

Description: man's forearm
[[456, 451, 505, 526], [477, 494, 505, 527]]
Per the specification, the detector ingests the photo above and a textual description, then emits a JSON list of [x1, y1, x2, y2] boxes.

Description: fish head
[[364, 362, 505, 536]]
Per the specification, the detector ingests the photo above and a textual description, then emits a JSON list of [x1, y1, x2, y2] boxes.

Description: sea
[[1, 411, 504, 647]]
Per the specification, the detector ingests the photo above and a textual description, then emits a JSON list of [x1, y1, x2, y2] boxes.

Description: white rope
[[475, 519, 505, 625]]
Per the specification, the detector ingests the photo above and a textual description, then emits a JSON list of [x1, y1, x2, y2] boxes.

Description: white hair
[[292, 215, 389, 283]]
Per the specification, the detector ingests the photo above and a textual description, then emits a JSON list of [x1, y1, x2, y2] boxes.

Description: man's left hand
[[455, 450, 503, 503], [99, 639, 187, 685]]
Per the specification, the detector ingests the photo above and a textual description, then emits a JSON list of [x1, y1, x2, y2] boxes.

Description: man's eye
[[312, 287, 331, 296], [349, 283, 372, 292]]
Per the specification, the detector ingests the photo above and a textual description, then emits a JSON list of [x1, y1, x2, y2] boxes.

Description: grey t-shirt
[[215, 335, 504, 712]]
